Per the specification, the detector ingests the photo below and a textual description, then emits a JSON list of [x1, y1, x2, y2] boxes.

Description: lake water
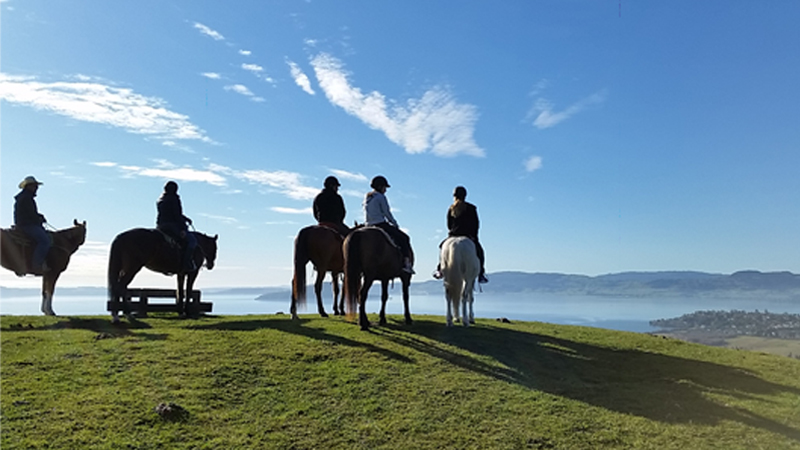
[[3, 292, 800, 333]]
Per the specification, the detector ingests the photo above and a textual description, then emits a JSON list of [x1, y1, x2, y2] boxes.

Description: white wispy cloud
[[208, 163, 318, 200], [198, 213, 239, 225], [310, 53, 484, 158], [223, 84, 265, 102], [0, 74, 212, 143], [287, 60, 315, 95], [242, 63, 264, 73], [201, 72, 221, 79], [193, 22, 225, 41], [328, 168, 367, 182], [271, 206, 313, 215], [94, 160, 226, 186], [524, 155, 543, 172], [529, 90, 607, 129], [239, 49, 251, 56]]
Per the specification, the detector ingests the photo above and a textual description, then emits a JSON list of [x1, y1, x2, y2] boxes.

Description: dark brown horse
[[0, 219, 87, 316], [107, 228, 218, 322], [290, 225, 346, 320], [343, 226, 413, 330]]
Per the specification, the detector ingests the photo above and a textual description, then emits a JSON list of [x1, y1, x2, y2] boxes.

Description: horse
[[343, 226, 413, 330], [440, 236, 480, 327], [107, 228, 218, 322], [0, 219, 87, 316], [290, 225, 346, 320]]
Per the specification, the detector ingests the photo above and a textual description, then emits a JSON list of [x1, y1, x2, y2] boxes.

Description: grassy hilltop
[[2, 314, 800, 449]]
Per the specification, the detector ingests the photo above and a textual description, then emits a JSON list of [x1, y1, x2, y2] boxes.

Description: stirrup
[[432, 270, 443, 280], [479, 273, 489, 284]]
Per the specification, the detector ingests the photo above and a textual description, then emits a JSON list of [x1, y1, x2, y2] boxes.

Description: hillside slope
[[2, 314, 800, 449]]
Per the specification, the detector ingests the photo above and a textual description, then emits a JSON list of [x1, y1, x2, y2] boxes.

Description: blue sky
[[1, 1, 798, 288]]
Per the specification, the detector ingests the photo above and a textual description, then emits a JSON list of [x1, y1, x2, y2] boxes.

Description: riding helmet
[[370, 175, 390, 190], [453, 186, 467, 200], [164, 181, 179, 193], [324, 176, 340, 189]]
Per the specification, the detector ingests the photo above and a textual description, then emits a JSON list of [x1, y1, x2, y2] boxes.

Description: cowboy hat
[[18, 176, 43, 189]]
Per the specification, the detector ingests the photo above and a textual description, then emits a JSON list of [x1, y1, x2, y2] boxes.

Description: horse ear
[[82, 221, 87, 227], [74, 219, 78, 226], [214, 234, 218, 241]]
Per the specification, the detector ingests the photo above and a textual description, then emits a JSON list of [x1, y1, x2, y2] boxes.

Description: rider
[[156, 181, 197, 272], [364, 175, 414, 274], [313, 176, 350, 237], [433, 185, 488, 283], [13, 176, 51, 273]]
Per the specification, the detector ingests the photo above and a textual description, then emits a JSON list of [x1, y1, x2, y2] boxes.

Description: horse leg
[[445, 286, 454, 327], [177, 273, 187, 318], [332, 273, 342, 316], [186, 271, 199, 318], [379, 280, 389, 326], [461, 283, 470, 328], [314, 270, 328, 318], [41, 272, 59, 316], [467, 282, 476, 325], [359, 279, 373, 331], [402, 275, 412, 325]]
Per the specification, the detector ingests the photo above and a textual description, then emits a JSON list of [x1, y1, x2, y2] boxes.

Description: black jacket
[[14, 189, 45, 226], [447, 201, 479, 238], [156, 192, 189, 229], [313, 189, 346, 224]]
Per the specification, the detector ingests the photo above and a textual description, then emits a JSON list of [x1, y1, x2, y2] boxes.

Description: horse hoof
[[319, 312, 329, 318]]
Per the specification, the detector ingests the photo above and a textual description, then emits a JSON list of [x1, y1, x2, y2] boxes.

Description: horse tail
[[343, 231, 362, 317], [107, 235, 123, 302], [292, 227, 310, 310]]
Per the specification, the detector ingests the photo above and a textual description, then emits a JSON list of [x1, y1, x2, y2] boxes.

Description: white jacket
[[363, 191, 398, 227]]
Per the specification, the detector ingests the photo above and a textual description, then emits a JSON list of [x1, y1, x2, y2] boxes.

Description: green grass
[[2, 313, 800, 449]]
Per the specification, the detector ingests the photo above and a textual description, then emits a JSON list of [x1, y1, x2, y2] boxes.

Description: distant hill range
[[2, 270, 799, 300]]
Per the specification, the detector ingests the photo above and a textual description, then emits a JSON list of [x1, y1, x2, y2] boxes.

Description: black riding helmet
[[370, 175, 390, 190], [164, 181, 179, 194], [453, 186, 467, 200], [324, 176, 340, 189]]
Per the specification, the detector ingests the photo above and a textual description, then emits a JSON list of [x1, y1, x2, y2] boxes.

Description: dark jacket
[[14, 189, 45, 227], [156, 192, 189, 230], [313, 189, 346, 224], [447, 200, 479, 238]]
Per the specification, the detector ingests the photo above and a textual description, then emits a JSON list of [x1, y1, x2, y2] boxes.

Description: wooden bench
[[106, 288, 212, 317]]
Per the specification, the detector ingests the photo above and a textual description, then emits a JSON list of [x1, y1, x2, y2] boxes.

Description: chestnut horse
[[0, 219, 87, 316], [343, 226, 413, 330], [290, 225, 346, 320], [440, 236, 480, 327], [107, 228, 218, 322]]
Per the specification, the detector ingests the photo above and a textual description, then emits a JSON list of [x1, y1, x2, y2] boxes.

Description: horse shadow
[[373, 318, 800, 440], [1, 316, 166, 341], [188, 317, 412, 364]]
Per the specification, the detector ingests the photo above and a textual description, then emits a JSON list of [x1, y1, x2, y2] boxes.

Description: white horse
[[440, 236, 480, 327]]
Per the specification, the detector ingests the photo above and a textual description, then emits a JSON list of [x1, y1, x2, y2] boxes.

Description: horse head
[[197, 233, 218, 270]]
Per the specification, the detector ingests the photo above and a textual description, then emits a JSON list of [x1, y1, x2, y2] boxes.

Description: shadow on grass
[[0, 316, 165, 340], [375, 319, 800, 441], [188, 317, 412, 363]]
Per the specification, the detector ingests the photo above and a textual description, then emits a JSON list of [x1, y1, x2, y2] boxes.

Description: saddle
[[365, 226, 401, 251], [155, 228, 184, 250], [0, 227, 53, 277]]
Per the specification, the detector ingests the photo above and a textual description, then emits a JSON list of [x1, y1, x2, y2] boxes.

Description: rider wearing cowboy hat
[[313, 176, 350, 237], [14, 176, 51, 273], [363, 175, 414, 274]]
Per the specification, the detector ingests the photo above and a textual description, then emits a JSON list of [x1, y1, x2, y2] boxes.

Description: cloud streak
[[93, 161, 226, 186], [193, 22, 225, 41], [208, 164, 318, 200], [224, 84, 264, 102], [310, 53, 484, 158], [0, 74, 212, 143], [529, 90, 607, 129], [287, 60, 315, 95]]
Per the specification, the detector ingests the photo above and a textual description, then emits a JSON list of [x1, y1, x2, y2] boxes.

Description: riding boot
[[432, 263, 443, 279]]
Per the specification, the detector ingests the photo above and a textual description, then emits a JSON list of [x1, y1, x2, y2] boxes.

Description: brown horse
[[343, 226, 413, 330], [290, 225, 346, 320], [107, 228, 218, 322], [0, 219, 87, 316]]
